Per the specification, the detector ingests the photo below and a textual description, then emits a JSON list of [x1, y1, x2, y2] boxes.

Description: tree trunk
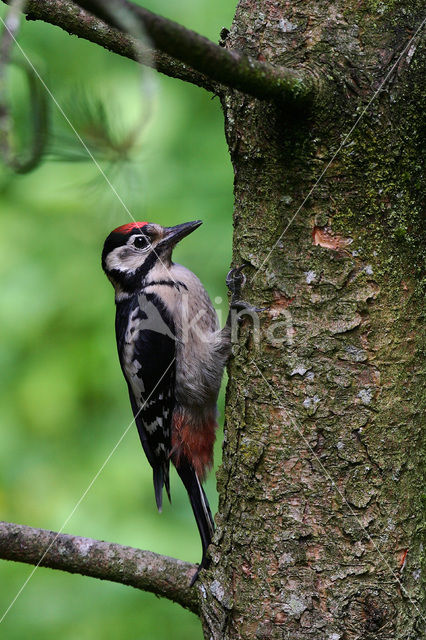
[[200, 1, 425, 638]]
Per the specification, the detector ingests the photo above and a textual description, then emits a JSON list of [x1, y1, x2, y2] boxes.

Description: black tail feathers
[[176, 457, 215, 584], [153, 457, 214, 584], [153, 462, 171, 512]]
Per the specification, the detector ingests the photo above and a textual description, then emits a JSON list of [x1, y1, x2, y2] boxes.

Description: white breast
[[144, 262, 224, 410]]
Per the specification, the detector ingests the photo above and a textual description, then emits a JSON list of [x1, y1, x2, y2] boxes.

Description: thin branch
[[1, 0, 216, 91], [74, 0, 316, 105], [0, 521, 200, 615]]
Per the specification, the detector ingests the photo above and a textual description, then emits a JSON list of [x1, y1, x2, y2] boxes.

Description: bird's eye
[[133, 235, 149, 249]]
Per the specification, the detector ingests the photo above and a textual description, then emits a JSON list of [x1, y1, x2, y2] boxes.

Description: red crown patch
[[112, 222, 148, 234]]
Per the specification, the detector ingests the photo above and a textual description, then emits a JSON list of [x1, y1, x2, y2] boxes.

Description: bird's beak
[[160, 220, 202, 248]]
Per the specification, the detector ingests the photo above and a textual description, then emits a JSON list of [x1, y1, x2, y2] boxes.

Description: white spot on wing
[[145, 421, 158, 434]]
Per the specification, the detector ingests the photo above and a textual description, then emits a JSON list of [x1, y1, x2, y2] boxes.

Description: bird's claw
[[226, 263, 248, 302], [226, 265, 267, 324], [231, 300, 266, 314]]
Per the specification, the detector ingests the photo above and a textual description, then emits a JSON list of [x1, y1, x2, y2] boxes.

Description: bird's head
[[102, 220, 202, 292]]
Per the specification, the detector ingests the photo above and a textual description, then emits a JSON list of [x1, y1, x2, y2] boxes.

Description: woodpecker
[[102, 220, 248, 582]]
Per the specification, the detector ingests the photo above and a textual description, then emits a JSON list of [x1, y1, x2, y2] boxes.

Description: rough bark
[[200, 2, 425, 639], [0, 522, 200, 614]]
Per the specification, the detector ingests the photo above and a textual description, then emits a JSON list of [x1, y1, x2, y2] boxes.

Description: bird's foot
[[226, 263, 249, 304], [226, 264, 266, 316]]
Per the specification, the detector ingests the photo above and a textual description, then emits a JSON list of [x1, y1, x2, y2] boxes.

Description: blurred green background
[[0, 1, 235, 638]]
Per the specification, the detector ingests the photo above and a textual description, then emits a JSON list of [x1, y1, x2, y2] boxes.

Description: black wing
[[115, 292, 176, 510]]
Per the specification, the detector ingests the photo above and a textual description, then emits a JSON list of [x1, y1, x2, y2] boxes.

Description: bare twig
[[0, 521, 200, 614]]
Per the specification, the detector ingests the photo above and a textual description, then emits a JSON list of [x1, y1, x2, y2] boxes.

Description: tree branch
[[1, 0, 216, 91], [0, 521, 200, 615], [74, 0, 316, 105], [1, 0, 318, 104]]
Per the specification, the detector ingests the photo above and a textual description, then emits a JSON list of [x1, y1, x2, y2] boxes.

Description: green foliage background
[[0, 1, 234, 637]]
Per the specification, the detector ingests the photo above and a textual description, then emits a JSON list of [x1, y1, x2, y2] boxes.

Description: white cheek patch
[[105, 246, 149, 273]]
